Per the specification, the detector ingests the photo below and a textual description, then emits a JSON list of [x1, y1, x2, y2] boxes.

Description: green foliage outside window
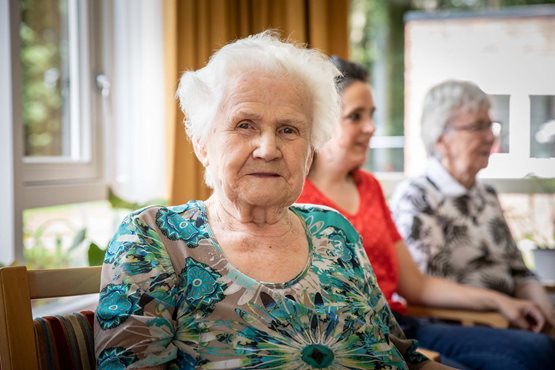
[[23, 190, 167, 269], [20, 0, 68, 156]]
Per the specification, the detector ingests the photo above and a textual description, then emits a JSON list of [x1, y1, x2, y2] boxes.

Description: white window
[[1, 0, 167, 266], [20, 0, 105, 205], [2, 0, 105, 264]]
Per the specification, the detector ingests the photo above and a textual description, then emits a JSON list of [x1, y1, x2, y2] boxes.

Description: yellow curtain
[[164, 0, 350, 205]]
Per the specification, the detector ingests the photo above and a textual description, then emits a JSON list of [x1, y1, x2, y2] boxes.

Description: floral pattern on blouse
[[95, 201, 428, 369], [390, 158, 536, 296]]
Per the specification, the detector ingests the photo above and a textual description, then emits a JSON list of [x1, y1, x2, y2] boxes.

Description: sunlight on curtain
[[163, 0, 350, 205]]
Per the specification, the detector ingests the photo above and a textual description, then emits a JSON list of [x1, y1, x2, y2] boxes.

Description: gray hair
[[177, 31, 341, 150], [421, 80, 491, 157]]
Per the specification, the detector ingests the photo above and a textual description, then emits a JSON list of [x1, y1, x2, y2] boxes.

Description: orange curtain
[[164, 0, 350, 205]]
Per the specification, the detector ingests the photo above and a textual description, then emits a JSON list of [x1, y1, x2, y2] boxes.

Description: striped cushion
[[33, 310, 95, 370]]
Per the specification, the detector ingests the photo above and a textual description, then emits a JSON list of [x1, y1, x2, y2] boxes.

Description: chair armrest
[[406, 305, 509, 328], [417, 348, 441, 362]]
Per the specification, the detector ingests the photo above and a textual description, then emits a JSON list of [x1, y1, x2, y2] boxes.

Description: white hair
[[421, 79, 491, 157], [176, 31, 340, 150]]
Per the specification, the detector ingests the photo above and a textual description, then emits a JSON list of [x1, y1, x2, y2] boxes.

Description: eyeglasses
[[446, 120, 502, 134]]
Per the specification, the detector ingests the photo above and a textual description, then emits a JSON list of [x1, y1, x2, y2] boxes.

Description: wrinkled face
[[325, 81, 376, 170], [195, 71, 314, 208], [436, 105, 496, 180]]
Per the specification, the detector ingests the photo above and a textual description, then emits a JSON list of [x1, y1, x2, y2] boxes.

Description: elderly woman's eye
[[279, 126, 299, 135], [237, 121, 253, 130]]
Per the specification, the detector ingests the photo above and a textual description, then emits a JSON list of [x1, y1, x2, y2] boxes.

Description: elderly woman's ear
[[305, 147, 315, 174], [434, 135, 447, 159], [192, 138, 209, 167]]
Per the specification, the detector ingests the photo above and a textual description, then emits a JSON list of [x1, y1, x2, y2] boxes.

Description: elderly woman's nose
[[484, 125, 496, 143], [253, 132, 282, 160]]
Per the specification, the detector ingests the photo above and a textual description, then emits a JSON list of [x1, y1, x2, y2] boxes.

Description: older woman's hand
[[497, 295, 546, 332]]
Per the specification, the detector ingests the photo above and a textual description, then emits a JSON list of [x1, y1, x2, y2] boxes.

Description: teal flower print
[[405, 340, 428, 364], [210, 292, 406, 369], [169, 204, 189, 214], [301, 344, 335, 368], [121, 245, 161, 275], [156, 208, 209, 246], [107, 231, 167, 276], [96, 284, 142, 330], [174, 307, 205, 347], [104, 241, 134, 264], [180, 257, 226, 312], [97, 346, 138, 369], [325, 228, 357, 264], [168, 351, 197, 370]]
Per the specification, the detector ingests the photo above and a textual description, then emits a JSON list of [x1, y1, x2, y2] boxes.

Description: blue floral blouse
[[94, 201, 428, 369]]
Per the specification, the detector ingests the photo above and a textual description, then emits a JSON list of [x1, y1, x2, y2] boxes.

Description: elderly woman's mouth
[[248, 172, 281, 177]]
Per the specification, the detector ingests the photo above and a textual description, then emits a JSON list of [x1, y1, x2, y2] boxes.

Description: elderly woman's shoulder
[[118, 200, 206, 230], [293, 203, 358, 235], [392, 174, 432, 196], [294, 202, 342, 215], [390, 175, 442, 213]]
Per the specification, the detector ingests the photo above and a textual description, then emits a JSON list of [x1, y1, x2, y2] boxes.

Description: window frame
[[1, 0, 106, 264], [21, 0, 105, 193]]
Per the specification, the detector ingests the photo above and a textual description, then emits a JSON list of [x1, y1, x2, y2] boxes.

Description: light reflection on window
[[530, 95, 555, 159]]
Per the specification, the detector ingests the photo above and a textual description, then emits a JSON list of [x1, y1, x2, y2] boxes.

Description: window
[[21, 0, 104, 186], [530, 95, 555, 159], [350, 0, 406, 180], [1, 0, 104, 264], [1, 0, 167, 266], [489, 95, 510, 154]]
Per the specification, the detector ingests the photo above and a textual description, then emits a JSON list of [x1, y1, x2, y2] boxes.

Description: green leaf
[[108, 188, 142, 210], [88, 242, 106, 266], [108, 187, 167, 210], [68, 227, 87, 251]]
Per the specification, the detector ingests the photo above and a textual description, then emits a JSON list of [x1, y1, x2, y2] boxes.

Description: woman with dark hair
[[297, 56, 555, 370]]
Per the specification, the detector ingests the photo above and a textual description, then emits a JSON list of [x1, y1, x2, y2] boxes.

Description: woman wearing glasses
[[390, 80, 555, 337]]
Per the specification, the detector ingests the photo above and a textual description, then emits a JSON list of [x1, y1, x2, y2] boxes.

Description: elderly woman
[[93, 33, 448, 369], [297, 57, 555, 370], [390, 80, 555, 334]]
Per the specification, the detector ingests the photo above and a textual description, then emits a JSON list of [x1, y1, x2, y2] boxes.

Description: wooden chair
[[406, 304, 509, 328], [406, 304, 509, 364], [0, 265, 102, 370], [0, 265, 449, 368]]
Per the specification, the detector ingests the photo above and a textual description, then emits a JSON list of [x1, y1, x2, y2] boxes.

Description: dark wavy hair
[[330, 55, 369, 92]]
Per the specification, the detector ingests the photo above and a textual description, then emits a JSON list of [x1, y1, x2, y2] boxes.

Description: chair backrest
[[0, 265, 102, 370]]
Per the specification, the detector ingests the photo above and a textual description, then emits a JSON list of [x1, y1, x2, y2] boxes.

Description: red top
[[298, 169, 405, 313]]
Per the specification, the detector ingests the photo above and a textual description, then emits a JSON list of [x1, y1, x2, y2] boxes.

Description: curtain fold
[[165, 0, 350, 205]]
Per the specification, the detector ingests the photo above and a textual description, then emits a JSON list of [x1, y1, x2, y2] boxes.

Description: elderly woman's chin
[[223, 177, 301, 208], [476, 151, 492, 170]]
